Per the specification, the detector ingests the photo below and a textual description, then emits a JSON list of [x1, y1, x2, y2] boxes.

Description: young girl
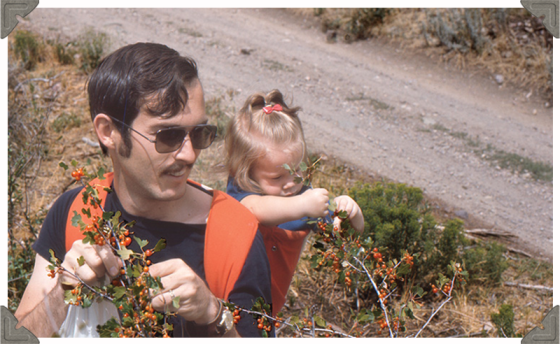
[[224, 89, 364, 314]]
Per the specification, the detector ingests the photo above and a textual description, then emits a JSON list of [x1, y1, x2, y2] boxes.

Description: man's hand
[[60, 240, 121, 288], [333, 195, 365, 233], [299, 188, 330, 218], [149, 259, 219, 325]]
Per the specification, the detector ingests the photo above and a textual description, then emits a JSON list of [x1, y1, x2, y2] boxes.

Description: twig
[[14, 71, 66, 92], [414, 274, 457, 338], [353, 257, 394, 338], [239, 308, 353, 338], [503, 281, 553, 292], [8, 273, 32, 283], [59, 267, 114, 302], [14, 78, 51, 92]]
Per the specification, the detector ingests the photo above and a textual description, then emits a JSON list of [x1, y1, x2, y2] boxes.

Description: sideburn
[[117, 133, 133, 158]]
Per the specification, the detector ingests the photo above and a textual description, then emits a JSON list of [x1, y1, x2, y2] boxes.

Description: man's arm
[[15, 240, 121, 337], [241, 188, 330, 227], [14, 254, 69, 337]]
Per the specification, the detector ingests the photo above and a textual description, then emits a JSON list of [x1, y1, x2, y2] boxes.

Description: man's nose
[[173, 136, 197, 162]]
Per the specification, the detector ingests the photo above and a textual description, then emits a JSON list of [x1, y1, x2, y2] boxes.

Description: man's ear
[[93, 114, 117, 150]]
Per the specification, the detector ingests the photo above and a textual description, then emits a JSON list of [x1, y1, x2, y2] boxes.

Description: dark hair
[[87, 42, 199, 156]]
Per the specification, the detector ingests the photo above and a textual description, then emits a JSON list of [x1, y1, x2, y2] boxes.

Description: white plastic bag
[[58, 298, 120, 337]]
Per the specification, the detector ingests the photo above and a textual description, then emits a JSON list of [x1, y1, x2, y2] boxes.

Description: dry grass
[[291, 8, 552, 100]]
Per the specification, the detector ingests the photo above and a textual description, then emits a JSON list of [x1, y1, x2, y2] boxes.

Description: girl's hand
[[300, 188, 330, 218], [333, 196, 365, 233]]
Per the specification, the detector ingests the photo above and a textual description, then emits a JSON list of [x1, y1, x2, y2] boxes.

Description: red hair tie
[[263, 104, 283, 114]]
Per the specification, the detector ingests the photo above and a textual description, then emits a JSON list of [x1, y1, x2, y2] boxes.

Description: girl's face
[[251, 142, 304, 197]]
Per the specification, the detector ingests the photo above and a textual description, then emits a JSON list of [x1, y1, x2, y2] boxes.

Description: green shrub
[[348, 182, 507, 288], [319, 9, 392, 40], [54, 41, 76, 65], [51, 112, 82, 133], [13, 30, 44, 70], [348, 183, 465, 283], [491, 304, 519, 337], [463, 241, 508, 285], [77, 29, 108, 73], [422, 9, 490, 54], [8, 237, 37, 312]]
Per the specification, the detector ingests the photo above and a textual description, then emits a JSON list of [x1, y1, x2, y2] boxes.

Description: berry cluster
[[71, 168, 85, 181], [46, 266, 63, 278]]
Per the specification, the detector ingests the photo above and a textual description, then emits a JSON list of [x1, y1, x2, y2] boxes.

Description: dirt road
[[22, 8, 553, 262]]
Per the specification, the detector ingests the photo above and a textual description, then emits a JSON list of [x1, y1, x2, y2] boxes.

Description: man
[[14, 43, 272, 337]]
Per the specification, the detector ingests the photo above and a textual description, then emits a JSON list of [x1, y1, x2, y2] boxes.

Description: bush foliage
[[348, 182, 506, 288]]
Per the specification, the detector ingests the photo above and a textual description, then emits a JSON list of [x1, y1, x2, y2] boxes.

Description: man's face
[[113, 80, 207, 203]]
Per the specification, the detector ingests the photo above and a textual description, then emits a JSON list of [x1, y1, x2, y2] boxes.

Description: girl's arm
[[241, 188, 330, 227]]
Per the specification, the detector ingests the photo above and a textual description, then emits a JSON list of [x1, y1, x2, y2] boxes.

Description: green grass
[[51, 112, 82, 133], [178, 27, 203, 37], [263, 59, 293, 72], [346, 93, 391, 110], [429, 123, 552, 182], [488, 150, 553, 182]]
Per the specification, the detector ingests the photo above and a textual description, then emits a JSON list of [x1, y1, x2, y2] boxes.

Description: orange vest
[[259, 226, 309, 315], [65, 173, 258, 301]]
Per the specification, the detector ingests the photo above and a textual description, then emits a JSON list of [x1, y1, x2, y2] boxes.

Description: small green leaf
[[102, 211, 115, 221], [172, 296, 181, 309], [117, 247, 134, 260], [282, 163, 292, 172], [71, 211, 83, 228], [49, 249, 57, 263], [71, 159, 78, 167], [328, 199, 337, 212], [82, 296, 92, 308], [153, 238, 167, 253], [299, 161, 308, 172], [113, 287, 127, 299], [82, 208, 92, 218], [133, 236, 148, 249], [77, 256, 85, 267], [59, 161, 69, 170], [313, 315, 326, 328], [110, 211, 121, 227], [97, 167, 106, 179], [405, 307, 414, 319]]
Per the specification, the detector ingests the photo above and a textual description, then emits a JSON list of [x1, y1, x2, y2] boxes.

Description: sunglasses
[[111, 117, 218, 153]]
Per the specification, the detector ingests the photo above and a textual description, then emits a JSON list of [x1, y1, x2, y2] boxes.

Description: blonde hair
[[225, 89, 307, 193]]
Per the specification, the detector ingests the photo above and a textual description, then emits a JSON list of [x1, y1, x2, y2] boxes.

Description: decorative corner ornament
[[1, 306, 40, 343], [522, 305, 559, 344], [1, 0, 39, 39], [521, 0, 560, 38]]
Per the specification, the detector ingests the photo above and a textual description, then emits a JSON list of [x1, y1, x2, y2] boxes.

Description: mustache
[[163, 163, 193, 174]]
